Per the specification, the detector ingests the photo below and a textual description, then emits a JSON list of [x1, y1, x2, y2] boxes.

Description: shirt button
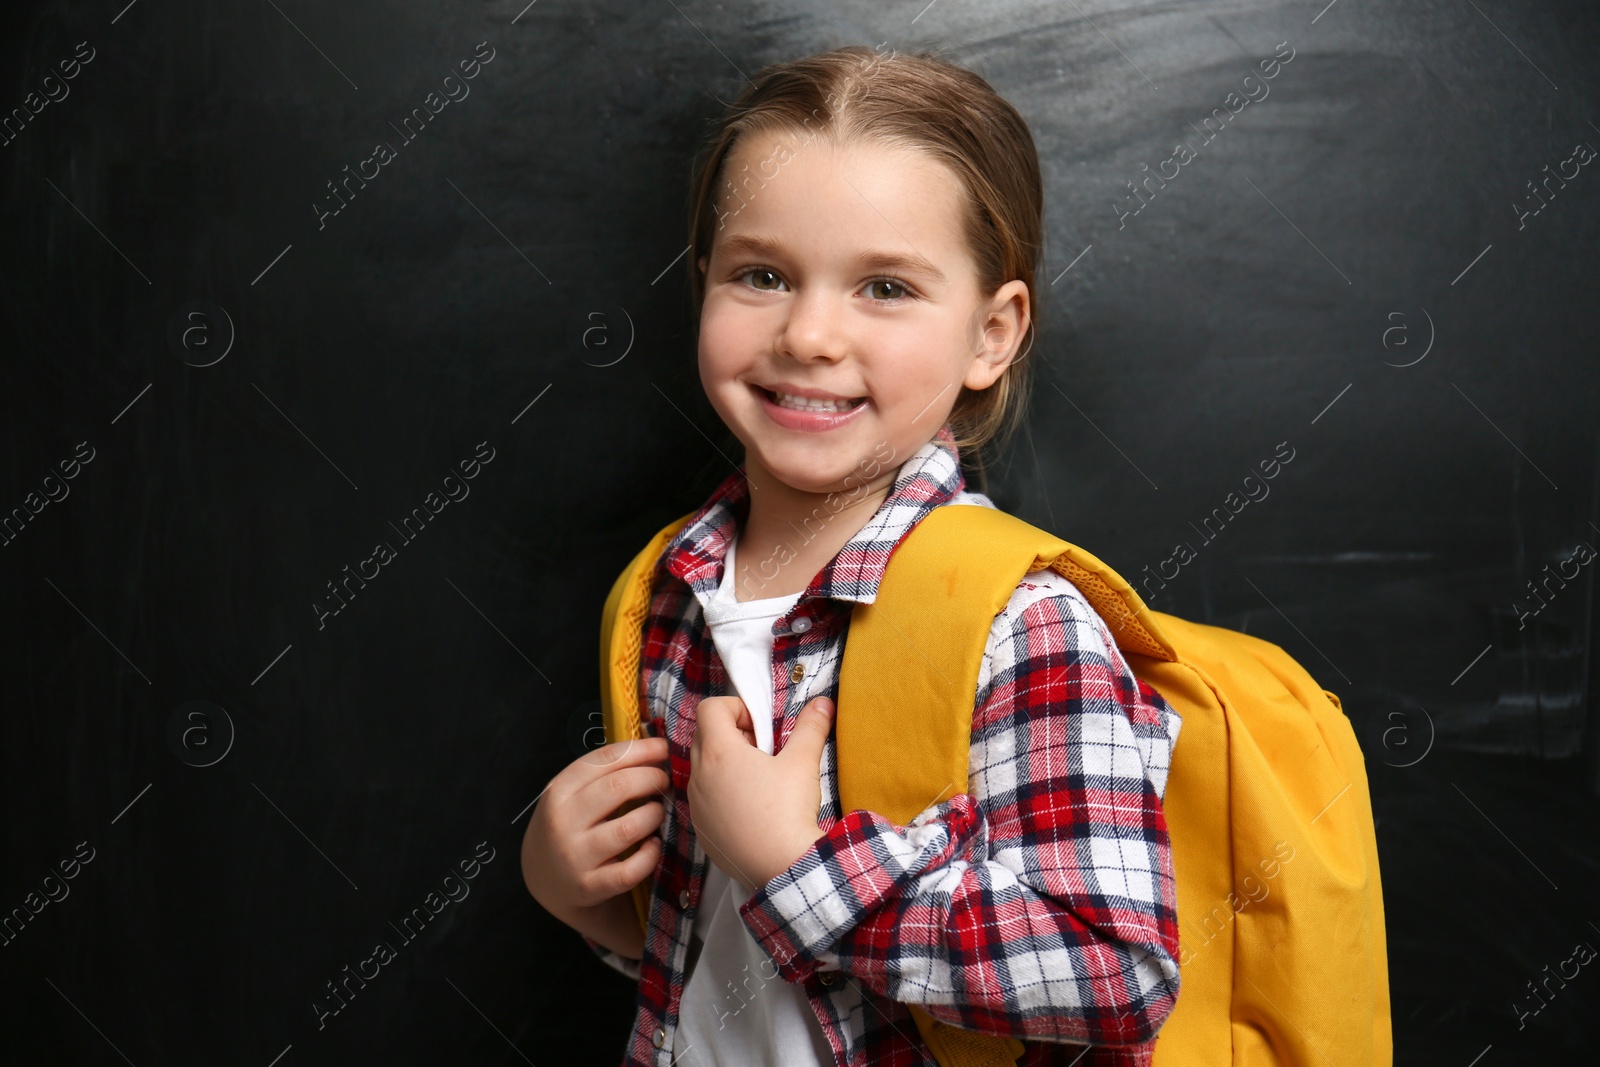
[[790, 662, 806, 683], [790, 615, 812, 634], [653, 1027, 666, 1048], [678, 888, 690, 909], [818, 970, 837, 986]]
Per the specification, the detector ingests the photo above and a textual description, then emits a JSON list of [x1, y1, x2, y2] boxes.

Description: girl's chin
[[745, 449, 872, 495]]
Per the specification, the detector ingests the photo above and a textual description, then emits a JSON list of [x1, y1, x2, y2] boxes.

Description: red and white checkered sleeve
[[737, 571, 1182, 1048]]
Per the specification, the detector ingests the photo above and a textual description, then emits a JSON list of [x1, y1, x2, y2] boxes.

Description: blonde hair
[[685, 45, 1044, 484]]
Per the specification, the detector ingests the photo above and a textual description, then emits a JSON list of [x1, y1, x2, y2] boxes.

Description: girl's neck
[[732, 453, 899, 602]]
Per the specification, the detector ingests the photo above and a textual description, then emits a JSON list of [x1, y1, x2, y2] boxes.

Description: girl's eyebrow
[[717, 233, 947, 285]]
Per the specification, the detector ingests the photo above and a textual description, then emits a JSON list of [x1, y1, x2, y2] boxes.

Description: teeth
[[770, 390, 863, 413]]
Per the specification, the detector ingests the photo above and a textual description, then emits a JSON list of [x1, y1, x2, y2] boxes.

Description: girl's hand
[[521, 736, 670, 955], [688, 694, 834, 892]]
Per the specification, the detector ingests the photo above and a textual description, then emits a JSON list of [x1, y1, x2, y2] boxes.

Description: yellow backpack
[[600, 504, 1392, 1066]]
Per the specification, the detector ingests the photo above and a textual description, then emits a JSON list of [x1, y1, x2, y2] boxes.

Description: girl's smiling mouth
[[752, 383, 870, 431]]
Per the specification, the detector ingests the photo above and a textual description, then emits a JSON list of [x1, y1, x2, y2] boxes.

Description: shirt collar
[[658, 424, 970, 609]]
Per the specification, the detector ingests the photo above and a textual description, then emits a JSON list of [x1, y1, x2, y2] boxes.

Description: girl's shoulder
[[964, 514, 1182, 774], [992, 563, 1112, 659], [946, 487, 996, 510]]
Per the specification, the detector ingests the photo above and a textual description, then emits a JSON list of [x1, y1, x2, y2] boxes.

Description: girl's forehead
[[712, 132, 972, 263], [728, 129, 947, 179]]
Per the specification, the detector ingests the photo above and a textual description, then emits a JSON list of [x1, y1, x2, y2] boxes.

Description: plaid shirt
[[583, 426, 1182, 1066]]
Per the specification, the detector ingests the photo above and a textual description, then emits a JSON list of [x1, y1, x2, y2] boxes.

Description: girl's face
[[696, 132, 1029, 497]]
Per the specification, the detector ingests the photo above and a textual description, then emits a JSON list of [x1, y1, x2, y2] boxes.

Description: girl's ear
[[697, 254, 709, 275], [962, 279, 1030, 391]]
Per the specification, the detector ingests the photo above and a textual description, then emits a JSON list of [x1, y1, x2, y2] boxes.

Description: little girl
[[522, 45, 1182, 1066]]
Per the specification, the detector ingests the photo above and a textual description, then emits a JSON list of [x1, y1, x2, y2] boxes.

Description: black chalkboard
[[2, 1, 1597, 1063]]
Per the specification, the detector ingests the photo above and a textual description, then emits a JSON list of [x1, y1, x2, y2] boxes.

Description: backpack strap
[[837, 504, 1173, 826], [599, 511, 697, 932], [836, 503, 1173, 1065]]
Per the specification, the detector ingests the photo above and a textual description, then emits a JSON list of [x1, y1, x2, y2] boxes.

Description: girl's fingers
[[571, 764, 671, 828], [585, 798, 665, 866], [543, 737, 659, 809], [557, 737, 666, 804], [541, 736, 669, 903], [574, 735, 668, 779], [587, 830, 662, 900]]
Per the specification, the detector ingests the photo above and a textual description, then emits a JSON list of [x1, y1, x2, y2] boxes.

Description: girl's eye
[[741, 268, 785, 291], [865, 278, 911, 301]]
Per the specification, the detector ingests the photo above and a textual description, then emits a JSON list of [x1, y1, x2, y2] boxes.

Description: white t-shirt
[[674, 535, 836, 1067]]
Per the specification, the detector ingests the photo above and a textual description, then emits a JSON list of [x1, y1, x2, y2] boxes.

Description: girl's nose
[[779, 288, 848, 363]]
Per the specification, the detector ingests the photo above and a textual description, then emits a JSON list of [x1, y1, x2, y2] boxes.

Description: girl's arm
[[571, 891, 646, 960], [736, 573, 1182, 1047], [577, 894, 646, 981]]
